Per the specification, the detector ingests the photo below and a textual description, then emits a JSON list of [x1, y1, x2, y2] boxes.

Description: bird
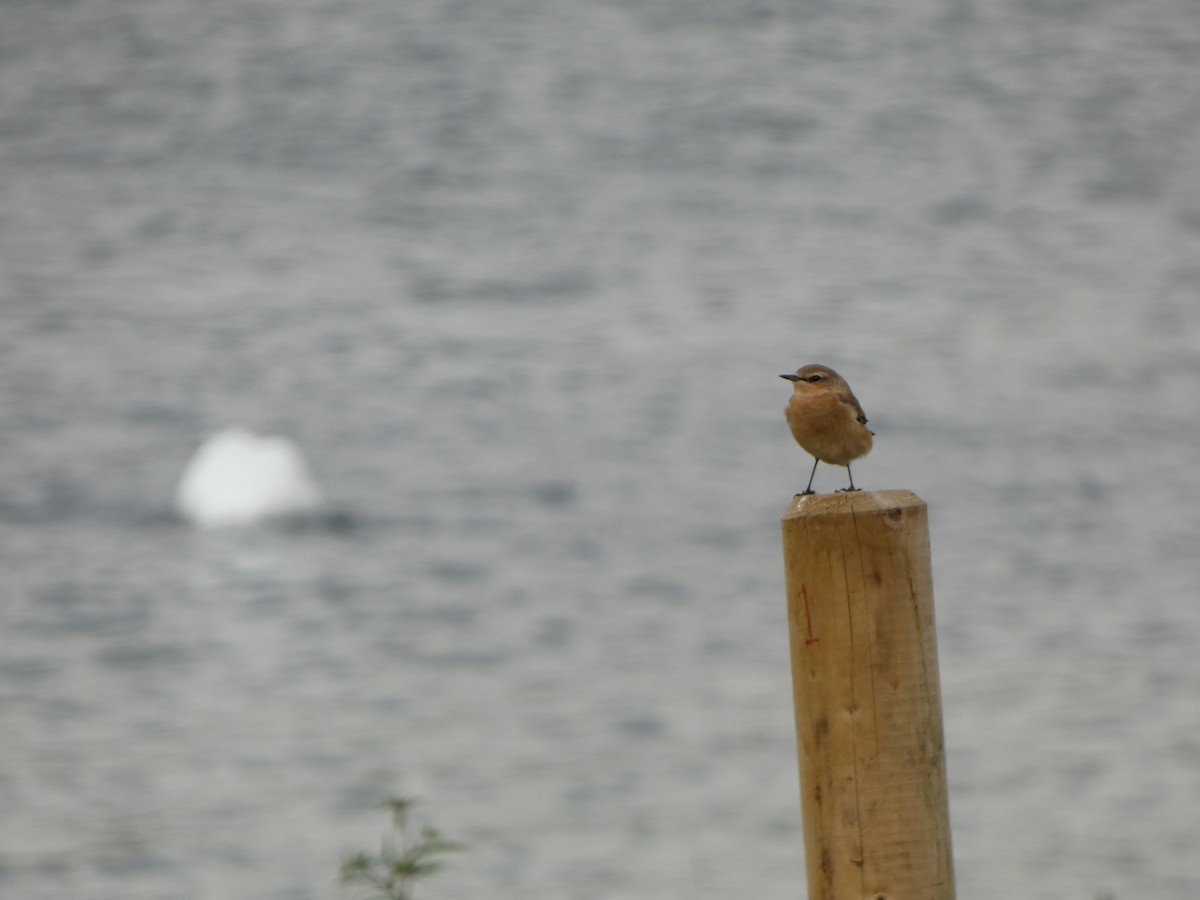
[[780, 364, 874, 495]]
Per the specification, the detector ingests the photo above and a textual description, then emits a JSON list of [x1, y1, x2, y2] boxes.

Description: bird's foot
[[795, 490, 817, 497], [835, 487, 862, 493]]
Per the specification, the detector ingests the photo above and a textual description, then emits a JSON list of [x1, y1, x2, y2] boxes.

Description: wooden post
[[781, 490, 954, 900]]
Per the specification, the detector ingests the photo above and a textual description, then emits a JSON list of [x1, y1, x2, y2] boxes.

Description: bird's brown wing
[[840, 389, 869, 426]]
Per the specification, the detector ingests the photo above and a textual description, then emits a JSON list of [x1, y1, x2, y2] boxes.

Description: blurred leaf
[[340, 797, 465, 900], [383, 796, 415, 826], [339, 852, 374, 882]]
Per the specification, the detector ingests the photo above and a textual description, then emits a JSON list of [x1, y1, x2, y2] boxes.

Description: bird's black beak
[[780, 373, 800, 382]]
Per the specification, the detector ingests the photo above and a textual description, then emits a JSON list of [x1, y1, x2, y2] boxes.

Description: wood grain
[[781, 490, 955, 900]]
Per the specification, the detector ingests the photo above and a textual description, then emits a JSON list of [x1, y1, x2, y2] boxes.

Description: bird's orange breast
[[785, 391, 873, 465]]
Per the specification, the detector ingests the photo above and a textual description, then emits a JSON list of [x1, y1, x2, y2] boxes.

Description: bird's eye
[[807, 374, 824, 382]]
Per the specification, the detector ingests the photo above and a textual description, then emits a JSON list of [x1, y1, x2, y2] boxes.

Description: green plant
[[340, 797, 467, 900]]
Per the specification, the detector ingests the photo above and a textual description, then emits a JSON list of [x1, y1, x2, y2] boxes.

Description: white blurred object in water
[[174, 428, 323, 527]]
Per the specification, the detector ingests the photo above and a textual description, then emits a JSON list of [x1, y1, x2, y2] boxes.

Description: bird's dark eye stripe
[[807, 374, 823, 382]]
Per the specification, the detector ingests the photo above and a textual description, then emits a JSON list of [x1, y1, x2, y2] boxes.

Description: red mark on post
[[800, 585, 819, 645]]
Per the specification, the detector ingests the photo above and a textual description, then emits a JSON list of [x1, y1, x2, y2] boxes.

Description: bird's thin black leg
[[838, 463, 862, 493], [800, 457, 819, 495]]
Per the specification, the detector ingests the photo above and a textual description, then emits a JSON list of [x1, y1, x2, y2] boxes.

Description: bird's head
[[780, 364, 845, 389]]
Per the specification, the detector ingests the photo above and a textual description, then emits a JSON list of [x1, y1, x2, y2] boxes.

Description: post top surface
[[781, 488, 926, 521]]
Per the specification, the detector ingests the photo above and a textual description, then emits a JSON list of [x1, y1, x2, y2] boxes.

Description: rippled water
[[2, 1, 1199, 898]]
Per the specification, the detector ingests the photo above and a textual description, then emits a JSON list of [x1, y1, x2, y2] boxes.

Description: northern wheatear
[[780, 364, 874, 495]]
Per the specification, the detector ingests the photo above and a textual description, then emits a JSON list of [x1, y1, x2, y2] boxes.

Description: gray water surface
[[2, 1, 1199, 898]]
